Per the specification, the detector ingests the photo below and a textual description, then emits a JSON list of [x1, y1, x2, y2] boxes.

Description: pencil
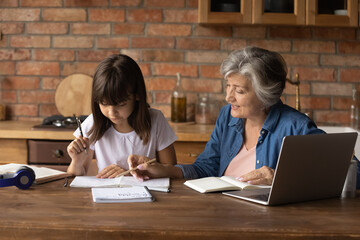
[[76, 116, 87, 154], [115, 158, 156, 178]]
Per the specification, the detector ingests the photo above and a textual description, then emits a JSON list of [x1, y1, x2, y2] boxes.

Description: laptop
[[223, 132, 358, 206]]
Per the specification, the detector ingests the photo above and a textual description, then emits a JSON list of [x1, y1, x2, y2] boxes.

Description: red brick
[[282, 53, 319, 66], [314, 110, 349, 125], [200, 65, 222, 79], [53, 36, 93, 48], [153, 92, 172, 104], [182, 78, 222, 93], [177, 38, 220, 50], [40, 104, 60, 117], [43, 9, 86, 22], [18, 90, 55, 104], [333, 97, 352, 110], [110, 0, 141, 7], [322, 55, 360, 67], [187, 0, 198, 8], [9, 104, 39, 117], [77, 50, 120, 61], [340, 69, 360, 83], [10, 36, 50, 48], [248, 40, 291, 52], [313, 27, 356, 40], [339, 42, 360, 54], [120, 49, 141, 61], [89, 9, 125, 22], [132, 37, 174, 49], [21, 0, 62, 7], [164, 9, 197, 23], [0, 62, 15, 75], [127, 9, 162, 22], [283, 82, 310, 95], [1, 91, 17, 103], [144, 0, 185, 7], [186, 51, 228, 64], [0, 49, 30, 60], [33, 50, 75, 61], [42, 77, 63, 90], [97, 37, 129, 49], [293, 41, 335, 53], [0, 9, 40, 21], [287, 96, 330, 110], [194, 25, 232, 37], [0, 0, 18, 7], [64, 0, 107, 7], [71, 23, 110, 35], [1, 76, 40, 90], [61, 62, 99, 76], [27, 23, 68, 34], [141, 50, 184, 62], [221, 39, 247, 51], [0, 23, 24, 34], [138, 63, 151, 77], [292, 67, 335, 82], [145, 77, 176, 91], [233, 26, 266, 38], [113, 23, 145, 35], [269, 26, 311, 39], [152, 63, 198, 77], [17, 62, 60, 76], [0, 37, 8, 47], [312, 83, 352, 96], [148, 24, 191, 37]]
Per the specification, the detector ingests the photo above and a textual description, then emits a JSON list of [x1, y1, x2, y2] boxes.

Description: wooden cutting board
[[55, 73, 93, 117]]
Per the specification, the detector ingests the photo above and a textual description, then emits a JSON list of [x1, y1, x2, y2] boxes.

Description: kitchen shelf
[[198, 0, 359, 27]]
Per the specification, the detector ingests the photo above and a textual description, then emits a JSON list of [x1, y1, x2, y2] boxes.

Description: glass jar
[[195, 94, 219, 125]]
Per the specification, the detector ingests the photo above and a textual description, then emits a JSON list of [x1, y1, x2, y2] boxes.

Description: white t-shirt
[[74, 108, 177, 172]]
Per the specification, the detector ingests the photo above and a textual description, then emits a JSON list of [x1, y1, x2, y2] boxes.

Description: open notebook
[[0, 163, 71, 184], [223, 133, 358, 206]]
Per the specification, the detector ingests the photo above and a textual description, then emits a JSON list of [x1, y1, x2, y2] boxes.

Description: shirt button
[[256, 160, 260, 164], [259, 140, 263, 143], [261, 130, 265, 135]]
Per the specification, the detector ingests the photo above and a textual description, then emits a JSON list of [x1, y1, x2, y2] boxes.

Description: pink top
[[224, 144, 256, 177]]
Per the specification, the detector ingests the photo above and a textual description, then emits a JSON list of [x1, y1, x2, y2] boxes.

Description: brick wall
[[0, 0, 359, 128]]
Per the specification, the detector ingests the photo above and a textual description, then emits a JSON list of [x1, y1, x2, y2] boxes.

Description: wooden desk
[[1, 179, 360, 240]]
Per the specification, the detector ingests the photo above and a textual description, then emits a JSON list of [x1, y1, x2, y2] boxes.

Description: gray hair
[[220, 46, 287, 108]]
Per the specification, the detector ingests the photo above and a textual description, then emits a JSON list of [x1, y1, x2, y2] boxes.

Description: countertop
[[0, 120, 214, 142]]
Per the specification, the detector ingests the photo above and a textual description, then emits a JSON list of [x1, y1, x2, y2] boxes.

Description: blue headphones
[[0, 166, 36, 190]]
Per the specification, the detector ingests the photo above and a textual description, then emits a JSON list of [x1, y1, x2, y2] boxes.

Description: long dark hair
[[88, 54, 151, 144]]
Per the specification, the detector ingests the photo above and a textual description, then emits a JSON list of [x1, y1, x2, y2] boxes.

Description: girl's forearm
[[67, 161, 86, 176]]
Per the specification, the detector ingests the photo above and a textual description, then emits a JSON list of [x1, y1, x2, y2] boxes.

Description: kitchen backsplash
[[0, 0, 359, 128]]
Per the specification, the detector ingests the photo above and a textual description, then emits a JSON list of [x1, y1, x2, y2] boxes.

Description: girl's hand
[[67, 136, 89, 163], [236, 166, 274, 185], [96, 164, 127, 179]]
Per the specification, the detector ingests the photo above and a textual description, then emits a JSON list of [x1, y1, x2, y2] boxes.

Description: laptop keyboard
[[248, 193, 270, 201]]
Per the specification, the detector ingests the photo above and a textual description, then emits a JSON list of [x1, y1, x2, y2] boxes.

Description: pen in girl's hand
[[76, 117, 87, 154], [115, 158, 156, 178]]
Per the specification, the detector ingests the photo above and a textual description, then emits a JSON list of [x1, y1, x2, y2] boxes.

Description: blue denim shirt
[[178, 100, 326, 179]]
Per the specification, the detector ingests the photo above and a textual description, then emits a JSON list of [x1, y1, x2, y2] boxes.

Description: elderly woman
[[128, 46, 324, 185]]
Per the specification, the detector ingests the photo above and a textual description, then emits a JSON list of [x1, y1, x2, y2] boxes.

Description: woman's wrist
[[164, 165, 184, 179]]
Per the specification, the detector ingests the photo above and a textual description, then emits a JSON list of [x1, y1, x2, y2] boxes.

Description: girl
[[67, 54, 177, 178]]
